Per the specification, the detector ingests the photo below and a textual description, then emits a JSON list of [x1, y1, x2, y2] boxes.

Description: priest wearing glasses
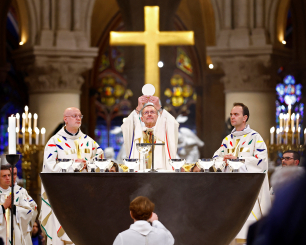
[[40, 107, 104, 245], [121, 95, 179, 171]]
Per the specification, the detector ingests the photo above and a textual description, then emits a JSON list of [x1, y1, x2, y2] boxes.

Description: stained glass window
[[276, 75, 303, 124]]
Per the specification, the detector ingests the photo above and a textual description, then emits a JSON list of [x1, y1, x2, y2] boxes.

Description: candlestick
[[285, 127, 289, 144], [296, 113, 300, 129], [41, 127, 46, 145], [270, 127, 275, 145], [292, 127, 295, 145], [28, 113, 32, 129], [291, 113, 295, 130], [28, 127, 32, 145], [22, 113, 25, 128], [280, 127, 283, 144], [25, 106, 28, 124], [298, 127, 301, 145], [276, 128, 280, 145], [16, 127, 19, 145], [33, 113, 38, 130], [16, 113, 20, 130], [288, 104, 291, 123], [8, 115, 16, 154], [35, 127, 40, 145], [22, 127, 25, 145]]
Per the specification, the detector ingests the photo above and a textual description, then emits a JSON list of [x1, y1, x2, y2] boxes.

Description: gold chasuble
[[142, 129, 156, 169]]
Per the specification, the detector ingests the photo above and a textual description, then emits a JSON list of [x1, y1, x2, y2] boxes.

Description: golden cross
[[110, 6, 194, 97], [227, 139, 250, 157]]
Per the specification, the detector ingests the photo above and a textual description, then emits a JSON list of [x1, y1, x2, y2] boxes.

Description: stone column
[[252, 0, 268, 46], [212, 55, 277, 141]]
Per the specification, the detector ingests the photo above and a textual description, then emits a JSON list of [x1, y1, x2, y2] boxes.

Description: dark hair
[[129, 196, 155, 221], [112, 162, 119, 172], [1, 165, 12, 171], [283, 150, 300, 162], [233, 103, 249, 122]]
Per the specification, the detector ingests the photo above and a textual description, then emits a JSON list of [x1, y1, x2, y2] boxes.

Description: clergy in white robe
[[213, 103, 271, 241], [0, 166, 35, 245], [113, 196, 174, 245], [39, 107, 104, 245], [121, 95, 179, 170]]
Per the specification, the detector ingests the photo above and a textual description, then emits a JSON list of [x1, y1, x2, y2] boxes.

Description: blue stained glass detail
[[276, 84, 285, 96], [284, 75, 295, 85], [284, 94, 297, 105]]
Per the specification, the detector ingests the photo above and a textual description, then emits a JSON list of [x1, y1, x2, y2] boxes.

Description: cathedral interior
[[1, 0, 306, 202]]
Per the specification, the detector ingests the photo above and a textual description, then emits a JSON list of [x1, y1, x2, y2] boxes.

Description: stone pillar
[[252, 0, 268, 46], [211, 55, 278, 141]]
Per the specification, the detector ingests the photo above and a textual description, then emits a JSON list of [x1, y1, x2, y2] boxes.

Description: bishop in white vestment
[[213, 103, 271, 241], [0, 167, 35, 245], [39, 107, 104, 245], [121, 95, 179, 170]]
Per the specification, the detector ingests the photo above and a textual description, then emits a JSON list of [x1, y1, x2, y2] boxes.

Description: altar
[[40, 172, 265, 245]]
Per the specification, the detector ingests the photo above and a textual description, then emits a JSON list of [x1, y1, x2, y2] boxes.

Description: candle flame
[[292, 127, 295, 132], [296, 113, 300, 119], [16, 113, 20, 119], [270, 127, 275, 133], [276, 128, 280, 134], [41, 127, 46, 134], [28, 127, 32, 133], [35, 127, 40, 134], [34, 113, 38, 119], [22, 113, 26, 118], [298, 127, 301, 132], [291, 113, 295, 120], [279, 113, 283, 119], [16, 127, 19, 133], [28, 113, 32, 118], [288, 104, 291, 110], [304, 128, 306, 134], [22, 127, 25, 133], [25, 106, 28, 112], [285, 127, 289, 132]]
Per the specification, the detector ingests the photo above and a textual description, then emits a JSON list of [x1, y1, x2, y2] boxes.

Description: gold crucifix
[[227, 139, 250, 157], [109, 6, 194, 97]]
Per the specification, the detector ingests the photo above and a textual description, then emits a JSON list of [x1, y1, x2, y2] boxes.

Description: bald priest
[[121, 95, 179, 171]]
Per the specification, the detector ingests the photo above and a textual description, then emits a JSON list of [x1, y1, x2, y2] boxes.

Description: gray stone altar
[[40, 172, 265, 245]]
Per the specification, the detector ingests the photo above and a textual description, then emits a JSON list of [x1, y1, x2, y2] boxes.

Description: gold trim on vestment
[[42, 192, 48, 200], [57, 226, 65, 238], [80, 149, 90, 153], [41, 211, 52, 226], [65, 149, 76, 155], [74, 140, 82, 159]]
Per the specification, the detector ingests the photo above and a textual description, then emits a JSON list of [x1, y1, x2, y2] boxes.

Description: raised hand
[[136, 96, 150, 112], [148, 96, 161, 111]]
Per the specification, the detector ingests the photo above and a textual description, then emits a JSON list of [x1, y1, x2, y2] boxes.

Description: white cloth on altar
[[0, 185, 36, 245], [40, 127, 104, 245], [213, 125, 271, 239], [121, 110, 179, 170], [113, 220, 174, 245]]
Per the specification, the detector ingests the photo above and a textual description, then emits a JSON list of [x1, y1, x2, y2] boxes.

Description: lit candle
[[291, 113, 295, 130], [304, 128, 306, 145], [276, 128, 280, 145], [22, 127, 25, 145], [33, 113, 38, 130], [279, 113, 283, 128], [280, 127, 283, 144], [298, 127, 301, 145], [22, 113, 26, 128], [292, 127, 295, 145], [296, 113, 300, 129], [35, 127, 40, 145], [270, 127, 275, 145], [41, 127, 46, 145], [288, 104, 291, 122], [16, 113, 20, 130], [28, 127, 32, 145], [16, 127, 19, 145], [28, 113, 32, 129], [25, 106, 29, 124], [8, 115, 16, 154], [285, 127, 289, 144]]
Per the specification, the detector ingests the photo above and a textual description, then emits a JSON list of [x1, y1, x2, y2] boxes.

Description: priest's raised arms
[[121, 95, 179, 171]]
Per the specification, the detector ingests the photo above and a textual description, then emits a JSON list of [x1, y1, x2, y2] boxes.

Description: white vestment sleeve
[[152, 220, 175, 245], [0, 206, 3, 224], [43, 137, 62, 173], [113, 233, 123, 245]]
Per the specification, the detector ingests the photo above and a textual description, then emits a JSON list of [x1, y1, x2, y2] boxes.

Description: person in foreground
[[40, 107, 104, 245], [113, 196, 174, 245], [213, 103, 271, 243], [121, 95, 179, 170]]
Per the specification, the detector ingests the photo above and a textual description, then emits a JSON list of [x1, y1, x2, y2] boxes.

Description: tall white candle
[[279, 113, 283, 128], [280, 127, 283, 144], [28, 113, 32, 129], [8, 116, 16, 154], [41, 127, 46, 145], [22, 127, 25, 145], [16, 113, 20, 130], [276, 128, 280, 145], [304, 128, 306, 145], [16, 127, 19, 145], [292, 127, 295, 145], [33, 113, 38, 130], [25, 106, 28, 124], [298, 127, 301, 145], [35, 127, 40, 145], [22, 113, 26, 128], [288, 104, 291, 125], [28, 127, 32, 145], [291, 113, 295, 130], [296, 113, 300, 129], [270, 127, 275, 145], [285, 127, 289, 144]]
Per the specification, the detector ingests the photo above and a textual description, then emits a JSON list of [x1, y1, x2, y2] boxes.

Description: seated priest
[[0, 165, 35, 245], [40, 107, 104, 245], [212, 103, 271, 243], [113, 196, 174, 245], [121, 95, 179, 171]]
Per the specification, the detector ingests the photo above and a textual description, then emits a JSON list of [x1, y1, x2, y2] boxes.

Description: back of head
[[130, 196, 155, 221]]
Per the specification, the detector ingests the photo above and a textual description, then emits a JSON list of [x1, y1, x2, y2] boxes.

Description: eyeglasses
[[281, 157, 294, 161], [65, 115, 83, 119], [143, 110, 157, 115]]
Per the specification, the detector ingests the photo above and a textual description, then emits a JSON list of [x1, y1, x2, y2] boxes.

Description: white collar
[[231, 124, 253, 137], [129, 220, 153, 236], [0, 186, 11, 193]]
